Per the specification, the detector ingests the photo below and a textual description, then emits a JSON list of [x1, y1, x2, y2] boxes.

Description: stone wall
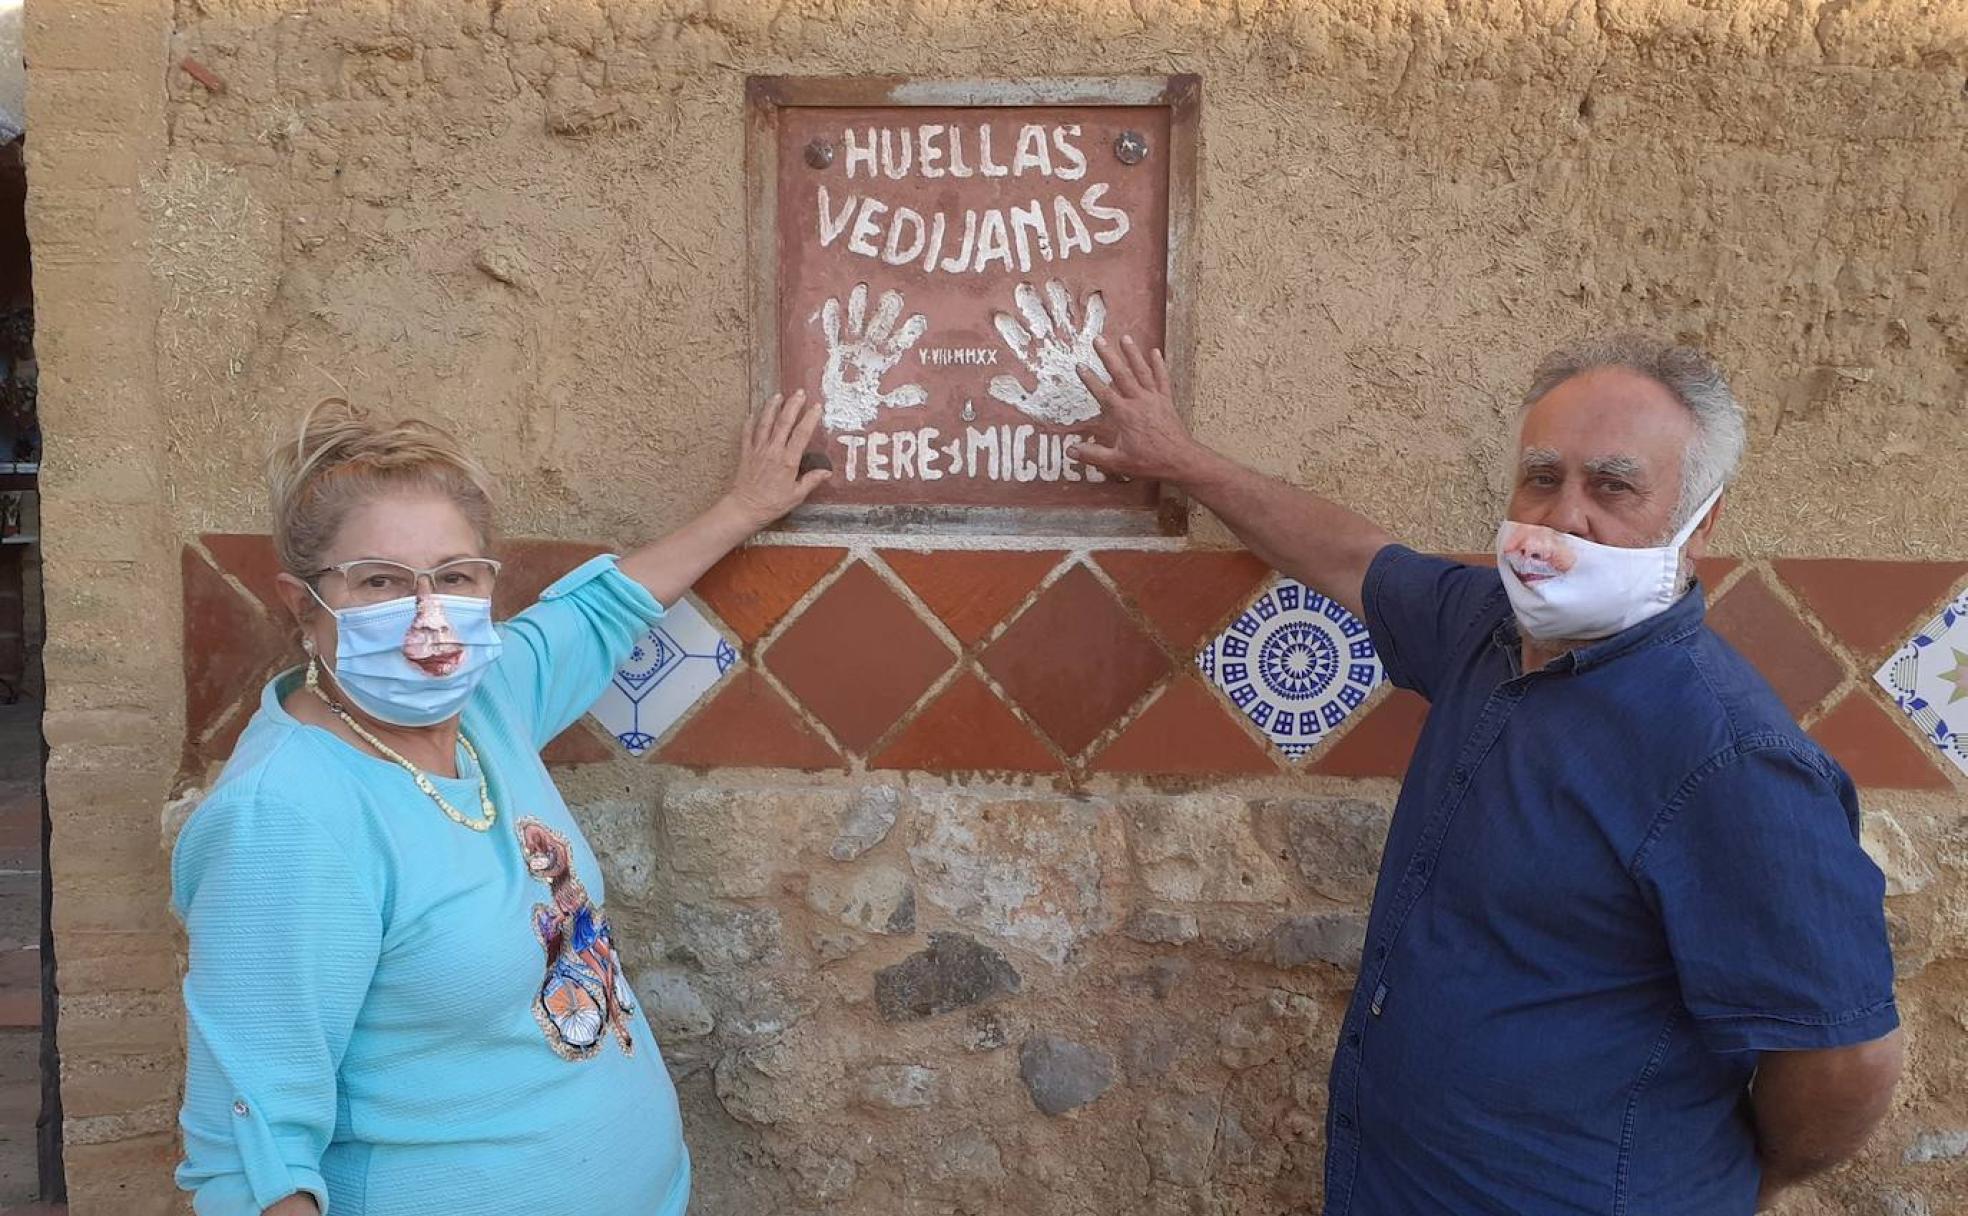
[[26, 1, 1968, 1213]]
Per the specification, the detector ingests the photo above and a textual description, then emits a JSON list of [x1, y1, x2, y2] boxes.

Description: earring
[[301, 635, 317, 656]]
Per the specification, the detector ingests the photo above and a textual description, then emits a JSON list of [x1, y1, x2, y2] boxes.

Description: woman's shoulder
[[176, 716, 393, 886]]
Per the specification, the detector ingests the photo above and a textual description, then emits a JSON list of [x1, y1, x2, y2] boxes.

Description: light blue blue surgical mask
[[311, 590, 503, 728]]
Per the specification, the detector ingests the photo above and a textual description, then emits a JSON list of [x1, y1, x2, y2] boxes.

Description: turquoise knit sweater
[[173, 556, 689, 1215]]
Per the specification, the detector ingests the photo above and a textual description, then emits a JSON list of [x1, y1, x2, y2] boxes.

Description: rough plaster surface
[[21, 0, 1968, 1212]]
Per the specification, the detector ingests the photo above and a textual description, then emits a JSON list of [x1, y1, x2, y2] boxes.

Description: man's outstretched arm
[[1073, 336, 1393, 618]]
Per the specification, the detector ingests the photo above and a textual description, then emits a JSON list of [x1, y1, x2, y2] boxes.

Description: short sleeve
[[1361, 545, 1508, 699], [485, 554, 668, 747], [1636, 741, 1898, 1054], [173, 792, 384, 1215]]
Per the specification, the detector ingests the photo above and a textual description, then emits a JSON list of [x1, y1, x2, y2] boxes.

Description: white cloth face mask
[[1495, 486, 1723, 643]]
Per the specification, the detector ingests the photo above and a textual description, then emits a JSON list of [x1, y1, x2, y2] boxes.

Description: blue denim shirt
[[1324, 546, 1898, 1216]]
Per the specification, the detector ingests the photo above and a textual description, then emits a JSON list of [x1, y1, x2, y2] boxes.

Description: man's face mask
[[308, 558, 504, 727], [1495, 485, 1722, 644]]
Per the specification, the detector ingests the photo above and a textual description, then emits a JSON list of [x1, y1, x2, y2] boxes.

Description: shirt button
[[1336, 1113, 1354, 1129], [232, 1100, 250, 1117], [1347, 1032, 1361, 1047], [1412, 858, 1431, 878], [1374, 943, 1388, 960], [1452, 767, 1469, 786]]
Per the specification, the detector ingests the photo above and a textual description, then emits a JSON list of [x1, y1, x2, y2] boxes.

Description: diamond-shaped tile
[[1873, 584, 1968, 780], [586, 597, 738, 756], [762, 562, 955, 753], [1093, 549, 1272, 650], [1091, 676, 1278, 775], [872, 673, 1060, 772], [878, 549, 1065, 645], [1198, 577, 1384, 761], [980, 564, 1171, 756], [1777, 558, 1968, 659], [658, 670, 842, 771], [1708, 573, 1844, 718], [695, 545, 847, 644], [1809, 692, 1950, 790]]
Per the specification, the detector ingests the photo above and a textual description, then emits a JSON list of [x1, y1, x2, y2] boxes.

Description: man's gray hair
[[1520, 333, 1747, 529]]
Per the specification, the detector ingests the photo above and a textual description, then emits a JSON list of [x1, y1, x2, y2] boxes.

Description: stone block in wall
[[1123, 794, 1293, 907], [1017, 1035, 1113, 1117], [806, 864, 916, 937], [909, 792, 1124, 965], [567, 798, 661, 905], [873, 932, 1020, 1023], [1257, 795, 1393, 905], [659, 785, 801, 899]]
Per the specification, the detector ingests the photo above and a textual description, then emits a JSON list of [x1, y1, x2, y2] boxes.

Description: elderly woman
[[172, 392, 827, 1215]]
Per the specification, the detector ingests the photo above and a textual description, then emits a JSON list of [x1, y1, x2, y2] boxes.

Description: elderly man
[[1072, 334, 1902, 1215]]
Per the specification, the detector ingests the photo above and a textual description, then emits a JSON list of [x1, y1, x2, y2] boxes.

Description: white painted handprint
[[814, 283, 929, 432], [988, 280, 1110, 427]]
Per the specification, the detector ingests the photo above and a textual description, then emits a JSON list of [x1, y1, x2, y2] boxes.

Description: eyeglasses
[[308, 557, 503, 606]]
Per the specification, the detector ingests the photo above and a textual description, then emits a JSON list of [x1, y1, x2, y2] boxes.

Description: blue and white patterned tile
[[1874, 584, 1968, 780], [587, 597, 739, 757], [1198, 577, 1384, 761]]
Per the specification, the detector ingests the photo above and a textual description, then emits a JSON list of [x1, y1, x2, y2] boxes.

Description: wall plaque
[[747, 77, 1200, 534]]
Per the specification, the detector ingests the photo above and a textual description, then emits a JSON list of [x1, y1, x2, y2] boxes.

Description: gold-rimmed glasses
[[307, 557, 503, 607]]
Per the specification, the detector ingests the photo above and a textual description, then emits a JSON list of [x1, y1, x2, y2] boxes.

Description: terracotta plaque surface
[[769, 98, 1176, 515]]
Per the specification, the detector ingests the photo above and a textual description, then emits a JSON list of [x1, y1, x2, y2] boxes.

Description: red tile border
[[541, 721, 618, 768], [879, 549, 1065, 645], [694, 545, 846, 644], [1774, 559, 1968, 659], [658, 669, 844, 771], [1706, 573, 1845, 719], [1091, 676, 1278, 775], [1093, 549, 1272, 650], [201, 532, 286, 615], [981, 564, 1172, 756], [871, 673, 1060, 773], [182, 548, 289, 751], [1311, 688, 1430, 779], [762, 562, 954, 754], [1808, 693, 1951, 790], [494, 538, 609, 618]]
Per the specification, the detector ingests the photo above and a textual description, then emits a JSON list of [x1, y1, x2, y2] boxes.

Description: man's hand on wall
[[814, 283, 929, 432], [1069, 334, 1200, 482], [988, 279, 1108, 427]]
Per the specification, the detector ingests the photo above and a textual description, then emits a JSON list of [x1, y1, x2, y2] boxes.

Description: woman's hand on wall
[[727, 389, 832, 530], [617, 389, 830, 607]]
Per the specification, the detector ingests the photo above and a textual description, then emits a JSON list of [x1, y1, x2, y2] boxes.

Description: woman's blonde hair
[[266, 398, 496, 579]]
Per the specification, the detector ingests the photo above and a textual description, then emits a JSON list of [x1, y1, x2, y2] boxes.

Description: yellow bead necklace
[[305, 659, 497, 832]]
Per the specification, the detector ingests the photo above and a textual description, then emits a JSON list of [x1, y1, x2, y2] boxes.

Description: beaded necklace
[[305, 659, 496, 832]]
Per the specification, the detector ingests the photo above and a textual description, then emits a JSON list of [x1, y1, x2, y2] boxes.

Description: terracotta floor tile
[[541, 721, 617, 768], [762, 563, 953, 754], [694, 546, 846, 644], [1775, 558, 1968, 659], [658, 669, 843, 771], [879, 549, 1065, 645], [1809, 692, 1952, 790], [1091, 676, 1278, 775], [1707, 573, 1845, 719], [493, 539, 609, 617], [182, 548, 288, 749], [872, 673, 1060, 772], [981, 564, 1172, 756], [1311, 688, 1431, 778], [1092, 550, 1272, 650]]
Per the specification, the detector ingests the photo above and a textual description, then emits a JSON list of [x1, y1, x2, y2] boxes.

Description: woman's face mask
[[1496, 486, 1722, 644], [307, 560, 503, 728]]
